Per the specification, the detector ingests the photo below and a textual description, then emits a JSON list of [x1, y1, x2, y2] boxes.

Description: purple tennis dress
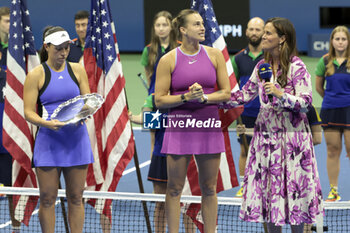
[[33, 62, 94, 167], [160, 45, 225, 155]]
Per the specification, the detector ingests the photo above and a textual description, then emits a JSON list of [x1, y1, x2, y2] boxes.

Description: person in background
[[0, 6, 10, 70], [315, 25, 350, 202], [231, 17, 264, 197], [23, 26, 93, 233], [67, 10, 89, 63], [155, 9, 231, 233], [130, 11, 195, 233], [221, 17, 323, 233]]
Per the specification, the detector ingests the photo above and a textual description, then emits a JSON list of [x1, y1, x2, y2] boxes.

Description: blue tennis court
[[119, 128, 350, 200], [0, 128, 349, 232]]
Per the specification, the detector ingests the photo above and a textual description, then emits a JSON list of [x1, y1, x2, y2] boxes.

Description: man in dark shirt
[[67, 10, 89, 62]]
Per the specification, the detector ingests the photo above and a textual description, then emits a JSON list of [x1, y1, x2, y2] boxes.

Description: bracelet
[[200, 94, 208, 104], [181, 93, 188, 103]]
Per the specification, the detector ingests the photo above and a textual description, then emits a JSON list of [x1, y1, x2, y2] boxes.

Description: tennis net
[[0, 187, 348, 232]]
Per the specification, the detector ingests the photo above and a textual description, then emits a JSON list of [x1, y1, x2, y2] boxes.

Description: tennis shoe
[[235, 187, 243, 198], [326, 185, 341, 202]]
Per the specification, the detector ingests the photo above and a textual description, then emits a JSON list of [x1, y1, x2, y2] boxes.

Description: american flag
[[182, 0, 243, 231], [83, 0, 135, 219], [3, 0, 40, 225]]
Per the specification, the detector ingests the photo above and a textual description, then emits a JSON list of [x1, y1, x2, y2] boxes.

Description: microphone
[[259, 63, 273, 102]]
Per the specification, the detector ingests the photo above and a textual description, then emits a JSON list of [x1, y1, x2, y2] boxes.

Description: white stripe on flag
[[219, 152, 233, 190], [86, 118, 104, 184], [6, 54, 26, 84], [3, 114, 32, 156]]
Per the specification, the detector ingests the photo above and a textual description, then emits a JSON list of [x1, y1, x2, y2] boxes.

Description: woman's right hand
[[236, 124, 246, 135], [185, 82, 204, 101], [46, 119, 65, 131]]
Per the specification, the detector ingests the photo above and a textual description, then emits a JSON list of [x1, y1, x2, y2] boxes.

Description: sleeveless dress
[[160, 45, 225, 155], [33, 62, 94, 167]]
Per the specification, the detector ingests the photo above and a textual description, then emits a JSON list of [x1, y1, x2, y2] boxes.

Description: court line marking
[[122, 160, 151, 175]]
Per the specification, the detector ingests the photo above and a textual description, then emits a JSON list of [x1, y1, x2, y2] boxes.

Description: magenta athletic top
[[160, 45, 225, 155]]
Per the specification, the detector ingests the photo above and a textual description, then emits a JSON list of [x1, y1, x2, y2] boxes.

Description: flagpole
[[123, 89, 152, 233]]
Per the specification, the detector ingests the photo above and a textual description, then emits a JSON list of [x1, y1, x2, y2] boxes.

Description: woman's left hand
[[263, 82, 283, 99]]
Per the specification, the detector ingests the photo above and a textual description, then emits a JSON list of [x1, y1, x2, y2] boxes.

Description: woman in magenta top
[[155, 9, 230, 233]]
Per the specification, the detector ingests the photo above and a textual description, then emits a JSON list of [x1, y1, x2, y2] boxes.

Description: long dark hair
[[264, 17, 297, 88], [325, 26, 350, 76], [39, 26, 66, 63], [146, 11, 177, 78]]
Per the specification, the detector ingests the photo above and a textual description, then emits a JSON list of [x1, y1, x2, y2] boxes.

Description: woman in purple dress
[[155, 9, 230, 233], [222, 17, 323, 233], [23, 26, 93, 233]]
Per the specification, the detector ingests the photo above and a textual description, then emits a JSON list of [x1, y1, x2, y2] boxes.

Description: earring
[[279, 43, 282, 51]]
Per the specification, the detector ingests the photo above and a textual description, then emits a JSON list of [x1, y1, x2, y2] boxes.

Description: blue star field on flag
[[9, 0, 37, 70], [191, 0, 221, 47], [85, 0, 117, 73]]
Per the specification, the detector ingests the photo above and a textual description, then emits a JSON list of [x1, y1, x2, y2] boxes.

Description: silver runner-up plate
[[51, 93, 104, 125]]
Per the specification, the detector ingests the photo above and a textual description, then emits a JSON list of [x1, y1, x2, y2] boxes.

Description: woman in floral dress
[[222, 17, 323, 233]]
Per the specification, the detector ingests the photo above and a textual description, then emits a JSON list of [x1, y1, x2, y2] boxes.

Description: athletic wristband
[[181, 93, 188, 103], [200, 94, 208, 104]]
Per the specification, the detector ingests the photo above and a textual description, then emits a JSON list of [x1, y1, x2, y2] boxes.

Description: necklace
[[180, 46, 201, 65]]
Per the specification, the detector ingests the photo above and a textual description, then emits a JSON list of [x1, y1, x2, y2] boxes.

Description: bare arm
[[129, 107, 152, 125], [23, 66, 65, 130], [203, 46, 230, 103], [70, 62, 91, 95], [315, 75, 325, 98]]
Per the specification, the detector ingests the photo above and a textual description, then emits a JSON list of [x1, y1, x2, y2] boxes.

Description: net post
[[315, 213, 324, 233]]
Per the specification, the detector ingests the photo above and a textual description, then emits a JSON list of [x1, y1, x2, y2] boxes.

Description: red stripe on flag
[[2, 130, 33, 174], [93, 109, 106, 179], [6, 70, 24, 99], [221, 47, 230, 61], [103, 105, 129, 157], [106, 136, 135, 192], [84, 48, 102, 93], [3, 98, 34, 145], [102, 74, 125, 117]]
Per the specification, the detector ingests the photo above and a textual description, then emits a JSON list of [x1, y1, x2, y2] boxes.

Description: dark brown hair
[[74, 10, 89, 21], [146, 11, 177, 79], [264, 17, 298, 88], [39, 26, 66, 62], [172, 9, 198, 41]]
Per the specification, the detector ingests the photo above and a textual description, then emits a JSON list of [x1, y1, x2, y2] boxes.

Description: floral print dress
[[223, 56, 323, 226]]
